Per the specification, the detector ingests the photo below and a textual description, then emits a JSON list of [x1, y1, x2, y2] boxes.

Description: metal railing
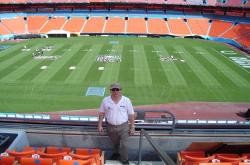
[[138, 129, 176, 165]]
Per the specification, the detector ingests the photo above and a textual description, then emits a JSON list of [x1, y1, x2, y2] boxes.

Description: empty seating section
[[165, 0, 186, 5], [63, 17, 86, 33], [0, 23, 10, 35], [104, 17, 125, 33], [1, 17, 26, 34], [127, 18, 147, 34], [0, 0, 13, 3], [221, 23, 250, 39], [206, 0, 217, 5], [186, 0, 204, 5], [14, 0, 28, 3], [82, 17, 105, 33], [225, 0, 243, 6], [40, 17, 67, 34], [29, 0, 50, 2], [178, 150, 250, 165], [235, 33, 250, 48], [2, 146, 104, 165], [187, 18, 210, 36], [148, 18, 169, 34], [27, 16, 48, 34], [168, 18, 191, 36], [208, 20, 233, 37]]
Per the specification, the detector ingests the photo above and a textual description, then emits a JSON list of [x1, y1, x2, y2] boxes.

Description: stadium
[[0, 0, 250, 164]]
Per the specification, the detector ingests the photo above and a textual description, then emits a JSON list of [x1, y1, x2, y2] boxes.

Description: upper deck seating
[[146, 0, 165, 4], [167, 18, 191, 36], [126, 0, 147, 3], [208, 20, 233, 37], [82, 17, 105, 33], [221, 23, 250, 39], [186, 0, 204, 5], [0, 23, 11, 35], [50, 0, 71, 2], [165, 0, 186, 5], [225, 0, 243, 7], [187, 18, 210, 36], [148, 18, 169, 34], [127, 18, 147, 34], [206, 0, 218, 6], [104, 17, 125, 33], [27, 16, 48, 34], [1, 17, 26, 34], [0, 0, 14, 3], [29, 0, 49, 3], [69, 0, 89, 2], [199, 163, 233, 165], [14, 0, 27, 3], [40, 17, 67, 34], [63, 17, 86, 33]]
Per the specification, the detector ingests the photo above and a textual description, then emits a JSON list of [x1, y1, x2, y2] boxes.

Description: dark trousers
[[107, 122, 129, 161]]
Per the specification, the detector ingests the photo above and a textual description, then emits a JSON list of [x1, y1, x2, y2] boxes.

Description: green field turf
[[0, 36, 250, 113]]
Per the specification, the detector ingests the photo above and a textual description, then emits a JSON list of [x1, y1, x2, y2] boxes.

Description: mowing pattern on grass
[[0, 37, 249, 113]]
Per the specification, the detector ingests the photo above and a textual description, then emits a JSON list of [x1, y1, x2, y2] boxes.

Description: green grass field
[[0, 36, 250, 113]]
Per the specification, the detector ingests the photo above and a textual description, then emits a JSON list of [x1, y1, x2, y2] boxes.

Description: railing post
[[137, 129, 144, 165]]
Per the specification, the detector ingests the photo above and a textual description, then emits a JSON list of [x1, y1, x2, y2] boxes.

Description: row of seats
[[178, 151, 250, 165], [0, 0, 249, 7], [0, 146, 103, 165], [1, 16, 249, 48]]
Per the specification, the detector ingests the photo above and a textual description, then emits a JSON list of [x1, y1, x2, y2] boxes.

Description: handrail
[[138, 129, 176, 165]]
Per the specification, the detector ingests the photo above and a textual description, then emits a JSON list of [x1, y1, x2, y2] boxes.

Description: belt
[[107, 121, 128, 127]]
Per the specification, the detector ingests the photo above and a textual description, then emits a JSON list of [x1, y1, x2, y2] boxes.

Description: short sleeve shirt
[[99, 96, 134, 125]]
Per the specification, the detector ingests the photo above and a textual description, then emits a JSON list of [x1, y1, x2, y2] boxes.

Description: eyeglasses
[[111, 88, 120, 91]]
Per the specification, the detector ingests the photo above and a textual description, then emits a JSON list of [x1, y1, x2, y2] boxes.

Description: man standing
[[98, 83, 135, 165]]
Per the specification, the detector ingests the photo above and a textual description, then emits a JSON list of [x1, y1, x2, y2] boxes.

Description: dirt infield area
[[43, 102, 250, 121]]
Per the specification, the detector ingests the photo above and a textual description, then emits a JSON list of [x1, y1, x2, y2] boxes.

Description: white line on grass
[[211, 48, 250, 74]]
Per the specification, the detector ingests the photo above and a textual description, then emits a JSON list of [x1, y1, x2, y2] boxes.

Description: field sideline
[[0, 36, 249, 113]]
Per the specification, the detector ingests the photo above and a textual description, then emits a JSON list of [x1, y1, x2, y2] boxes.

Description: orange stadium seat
[[181, 155, 215, 165], [75, 148, 101, 155], [0, 156, 16, 165], [63, 17, 86, 33], [69, 153, 101, 165], [221, 23, 250, 39], [58, 159, 95, 165], [1, 17, 26, 34], [127, 18, 147, 34], [148, 18, 169, 34], [40, 17, 67, 34], [167, 18, 191, 36], [37, 152, 67, 163], [104, 17, 125, 33], [27, 16, 48, 34], [6, 149, 35, 162], [199, 163, 233, 165], [187, 18, 210, 36], [82, 17, 105, 33], [46, 146, 71, 154], [23, 146, 45, 153], [208, 20, 233, 37], [20, 157, 53, 165], [0, 23, 11, 35], [215, 154, 247, 165]]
